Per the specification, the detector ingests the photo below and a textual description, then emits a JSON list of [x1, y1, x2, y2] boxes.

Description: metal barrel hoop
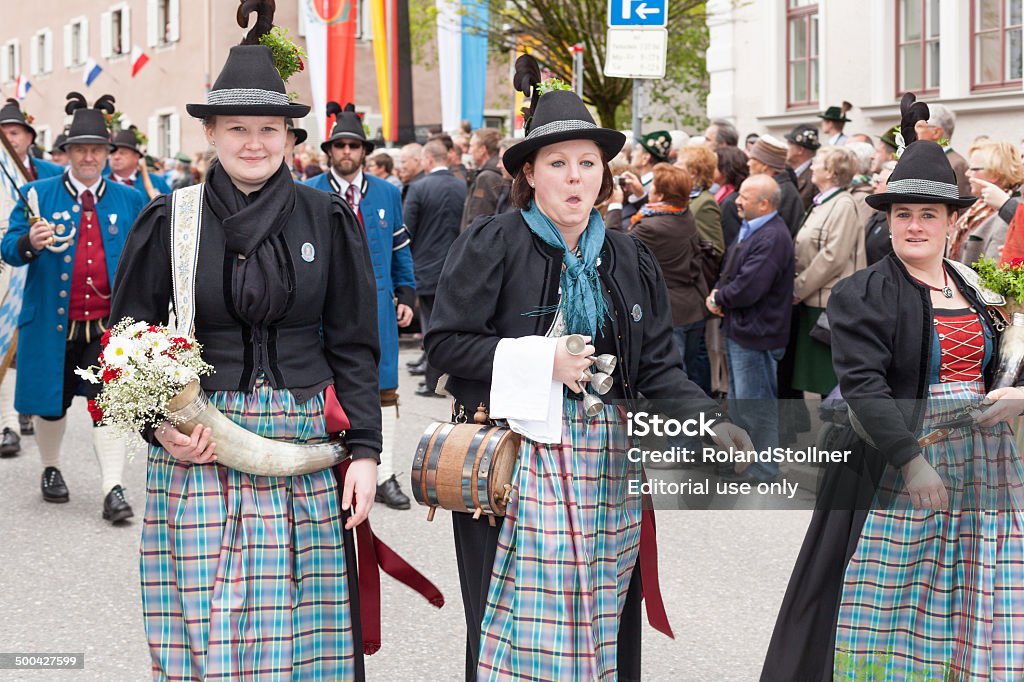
[[461, 427, 491, 514]]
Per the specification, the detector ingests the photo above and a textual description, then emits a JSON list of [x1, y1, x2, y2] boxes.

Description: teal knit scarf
[[521, 201, 609, 338]]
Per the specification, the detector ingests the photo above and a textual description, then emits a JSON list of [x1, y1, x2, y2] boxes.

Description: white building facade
[[707, 0, 1023, 148]]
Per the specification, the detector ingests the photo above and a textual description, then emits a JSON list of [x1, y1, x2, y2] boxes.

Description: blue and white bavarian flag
[[0, 141, 29, 375]]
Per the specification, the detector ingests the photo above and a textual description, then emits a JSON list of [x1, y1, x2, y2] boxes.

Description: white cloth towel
[[489, 336, 563, 444]]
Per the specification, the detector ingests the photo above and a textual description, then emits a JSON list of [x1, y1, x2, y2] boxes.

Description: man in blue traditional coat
[[305, 102, 416, 510], [104, 125, 170, 200], [1, 93, 146, 524], [0, 98, 63, 181]]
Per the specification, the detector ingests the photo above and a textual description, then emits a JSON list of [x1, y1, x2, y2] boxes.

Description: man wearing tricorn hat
[[305, 101, 416, 510], [104, 124, 170, 199], [0, 98, 63, 181], [1, 92, 146, 522]]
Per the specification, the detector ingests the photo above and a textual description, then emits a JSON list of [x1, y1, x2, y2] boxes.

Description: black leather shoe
[[405, 353, 425, 369], [375, 475, 411, 510], [0, 427, 20, 457], [41, 466, 69, 503], [408, 360, 427, 376], [103, 485, 134, 523], [18, 414, 33, 436], [414, 381, 439, 397]]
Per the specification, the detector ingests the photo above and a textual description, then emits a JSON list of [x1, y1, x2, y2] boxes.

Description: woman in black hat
[[762, 94, 1024, 681], [108, 3, 380, 678], [425, 55, 753, 681]]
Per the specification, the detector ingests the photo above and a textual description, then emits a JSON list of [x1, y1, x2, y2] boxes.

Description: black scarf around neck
[[204, 160, 296, 327]]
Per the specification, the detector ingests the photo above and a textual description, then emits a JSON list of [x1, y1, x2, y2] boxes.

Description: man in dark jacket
[[785, 124, 820, 210], [460, 128, 503, 230], [405, 139, 467, 396], [706, 174, 795, 481], [747, 134, 805, 236]]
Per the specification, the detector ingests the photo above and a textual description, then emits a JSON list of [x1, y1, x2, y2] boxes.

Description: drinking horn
[[164, 380, 350, 476]]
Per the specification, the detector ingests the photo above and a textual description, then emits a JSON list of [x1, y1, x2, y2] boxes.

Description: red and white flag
[[130, 46, 149, 77]]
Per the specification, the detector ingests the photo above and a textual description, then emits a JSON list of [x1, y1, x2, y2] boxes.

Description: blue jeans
[[725, 338, 785, 481], [673, 320, 711, 397]]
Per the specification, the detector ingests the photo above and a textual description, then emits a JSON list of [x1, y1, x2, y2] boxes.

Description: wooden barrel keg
[[411, 421, 520, 522]]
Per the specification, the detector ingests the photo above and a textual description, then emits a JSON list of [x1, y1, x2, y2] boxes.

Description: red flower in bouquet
[[87, 399, 104, 422], [102, 366, 122, 383], [101, 328, 112, 348]]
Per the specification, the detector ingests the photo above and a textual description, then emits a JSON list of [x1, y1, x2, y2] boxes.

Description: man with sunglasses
[[304, 103, 416, 511]]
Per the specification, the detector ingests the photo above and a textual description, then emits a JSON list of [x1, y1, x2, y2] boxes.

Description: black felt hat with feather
[[501, 55, 625, 176], [186, 0, 309, 118], [60, 92, 117, 151], [321, 102, 372, 154], [866, 93, 975, 210]]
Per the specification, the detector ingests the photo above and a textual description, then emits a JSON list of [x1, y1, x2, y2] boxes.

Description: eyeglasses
[[332, 141, 364, 150], [968, 166, 986, 172]]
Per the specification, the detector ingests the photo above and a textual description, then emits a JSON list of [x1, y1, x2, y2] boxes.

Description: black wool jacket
[[828, 252, 1009, 469], [110, 184, 383, 460], [424, 211, 719, 418]]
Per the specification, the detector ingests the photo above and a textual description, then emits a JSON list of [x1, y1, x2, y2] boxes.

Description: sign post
[[604, 0, 668, 143]]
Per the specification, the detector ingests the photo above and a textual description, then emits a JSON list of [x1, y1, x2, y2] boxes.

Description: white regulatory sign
[[602, 27, 668, 79]]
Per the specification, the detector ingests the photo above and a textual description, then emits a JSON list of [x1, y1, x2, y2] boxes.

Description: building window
[[148, 0, 180, 48], [149, 110, 180, 158], [31, 30, 53, 76], [897, 0, 940, 95], [64, 17, 89, 68], [102, 5, 131, 58], [972, 0, 1023, 90], [0, 41, 19, 84], [786, 0, 818, 108]]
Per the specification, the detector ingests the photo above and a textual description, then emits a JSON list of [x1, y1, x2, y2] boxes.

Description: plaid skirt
[[140, 376, 355, 681], [477, 400, 642, 682], [834, 380, 1024, 681]]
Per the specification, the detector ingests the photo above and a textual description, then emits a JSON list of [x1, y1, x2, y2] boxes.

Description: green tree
[[409, 0, 709, 130]]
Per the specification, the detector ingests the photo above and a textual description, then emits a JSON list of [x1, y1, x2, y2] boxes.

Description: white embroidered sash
[[168, 184, 204, 336]]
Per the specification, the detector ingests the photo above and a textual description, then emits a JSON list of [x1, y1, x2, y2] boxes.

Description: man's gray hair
[[927, 103, 956, 137], [711, 118, 739, 147], [764, 184, 782, 209]]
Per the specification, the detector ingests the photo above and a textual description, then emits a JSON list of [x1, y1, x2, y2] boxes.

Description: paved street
[[0, 344, 813, 681]]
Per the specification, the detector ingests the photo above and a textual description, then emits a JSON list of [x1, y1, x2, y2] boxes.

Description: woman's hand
[[976, 386, 1024, 427], [709, 422, 756, 472], [970, 176, 1010, 211], [155, 421, 217, 464], [901, 454, 948, 510], [553, 335, 595, 393], [342, 458, 378, 529]]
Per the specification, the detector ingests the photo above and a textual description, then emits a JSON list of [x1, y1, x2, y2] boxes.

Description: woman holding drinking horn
[[762, 94, 1024, 681], [108, 4, 383, 679], [424, 55, 753, 681]]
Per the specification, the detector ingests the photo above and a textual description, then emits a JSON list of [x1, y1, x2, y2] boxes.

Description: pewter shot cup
[[565, 334, 588, 356], [593, 354, 617, 374]]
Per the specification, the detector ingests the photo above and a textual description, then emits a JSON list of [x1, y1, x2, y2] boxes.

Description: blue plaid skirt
[[140, 376, 355, 681], [834, 380, 1024, 680], [477, 401, 642, 682]]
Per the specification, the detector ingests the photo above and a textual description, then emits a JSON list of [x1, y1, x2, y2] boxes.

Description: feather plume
[[840, 101, 853, 117], [897, 92, 929, 156], [4, 97, 18, 108], [64, 92, 88, 115], [93, 94, 116, 115], [237, 0, 276, 46], [326, 101, 342, 121], [513, 54, 543, 132]]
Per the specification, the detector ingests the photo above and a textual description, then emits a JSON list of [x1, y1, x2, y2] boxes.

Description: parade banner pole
[[631, 78, 641, 142]]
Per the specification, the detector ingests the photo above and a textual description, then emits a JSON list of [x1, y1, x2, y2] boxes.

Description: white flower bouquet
[[76, 317, 214, 434]]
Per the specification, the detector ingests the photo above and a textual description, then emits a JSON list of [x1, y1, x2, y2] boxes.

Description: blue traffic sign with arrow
[[607, 0, 667, 27]]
